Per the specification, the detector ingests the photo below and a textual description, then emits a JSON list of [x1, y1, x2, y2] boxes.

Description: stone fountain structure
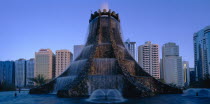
[[30, 9, 182, 98]]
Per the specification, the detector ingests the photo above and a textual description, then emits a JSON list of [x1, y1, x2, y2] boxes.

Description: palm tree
[[29, 74, 48, 86]]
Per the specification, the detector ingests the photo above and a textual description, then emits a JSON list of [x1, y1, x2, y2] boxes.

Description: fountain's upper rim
[[89, 9, 120, 23]]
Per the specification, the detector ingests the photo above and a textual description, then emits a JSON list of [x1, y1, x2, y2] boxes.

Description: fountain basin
[[182, 88, 210, 97]]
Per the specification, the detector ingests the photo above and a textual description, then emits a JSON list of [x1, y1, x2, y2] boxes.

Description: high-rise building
[[26, 58, 34, 87], [0, 61, 15, 88], [183, 61, 190, 86], [124, 39, 136, 60], [35, 49, 55, 79], [193, 26, 210, 81], [55, 50, 73, 77], [160, 59, 164, 79], [162, 42, 184, 87], [15, 59, 26, 87], [74, 45, 84, 60], [138, 41, 160, 79], [189, 68, 196, 83], [0, 61, 3, 84]]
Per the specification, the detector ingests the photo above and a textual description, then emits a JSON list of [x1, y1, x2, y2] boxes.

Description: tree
[[29, 74, 47, 86]]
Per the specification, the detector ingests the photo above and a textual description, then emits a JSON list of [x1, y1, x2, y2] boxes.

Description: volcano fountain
[[30, 9, 182, 102]]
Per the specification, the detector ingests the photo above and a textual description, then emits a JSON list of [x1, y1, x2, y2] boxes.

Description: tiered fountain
[[30, 9, 182, 103]]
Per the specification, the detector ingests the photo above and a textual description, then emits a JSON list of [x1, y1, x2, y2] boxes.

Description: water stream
[[87, 89, 126, 103]]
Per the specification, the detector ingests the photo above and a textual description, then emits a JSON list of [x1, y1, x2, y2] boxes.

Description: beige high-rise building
[[138, 41, 160, 79], [35, 49, 55, 79], [55, 49, 73, 77]]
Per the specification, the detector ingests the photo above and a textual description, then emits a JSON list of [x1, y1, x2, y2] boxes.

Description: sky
[[0, 0, 210, 67]]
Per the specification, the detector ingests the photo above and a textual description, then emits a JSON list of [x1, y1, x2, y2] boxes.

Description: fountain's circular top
[[89, 9, 120, 23]]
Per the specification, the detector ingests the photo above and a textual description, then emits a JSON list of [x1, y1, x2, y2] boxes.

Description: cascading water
[[53, 76, 77, 93], [52, 59, 88, 93], [87, 89, 126, 103], [92, 58, 118, 75], [67, 59, 87, 75], [87, 58, 124, 95], [77, 45, 94, 59], [50, 59, 87, 94], [87, 75, 124, 95]]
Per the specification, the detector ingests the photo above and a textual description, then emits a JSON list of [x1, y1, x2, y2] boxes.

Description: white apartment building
[[138, 41, 160, 79]]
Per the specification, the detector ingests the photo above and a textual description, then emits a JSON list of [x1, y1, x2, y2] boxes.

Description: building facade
[[0, 61, 15, 88], [74, 45, 84, 60], [0, 61, 3, 84], [138, 41, 160, 79], [189, 68, 196, 84], [26, 58, 34, 87], [35, 49, 55, 79], [124, 39, 136, 60], [193, 26, 210, 80], [55, 50, 73, 77], [183, 61, 190, 86], [160, 59, 164, 79], [15, 59, 26, 87], [162, 42, 184, 87]]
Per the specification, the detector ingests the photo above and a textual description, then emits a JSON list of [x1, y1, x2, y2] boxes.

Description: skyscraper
[[160, 59, 164, 79], [15, 59, 26, 87], [162, 42, 184, 87], [55, 49, 73, 77], [0, 61, 3, 84], [124, 39, 136, 60], [183, 61, 190, 86], [35, 49, 55, 79], [0, 61, 15, 88], [138, 41, 160, 79], [190, 68, 196, 83], [26, 58, 34, 87], [74, 45, 84, 60], [193, 26, 210, 80]]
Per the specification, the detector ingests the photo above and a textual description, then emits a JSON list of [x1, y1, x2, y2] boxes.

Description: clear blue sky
[[0, 0, 210, 67]]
